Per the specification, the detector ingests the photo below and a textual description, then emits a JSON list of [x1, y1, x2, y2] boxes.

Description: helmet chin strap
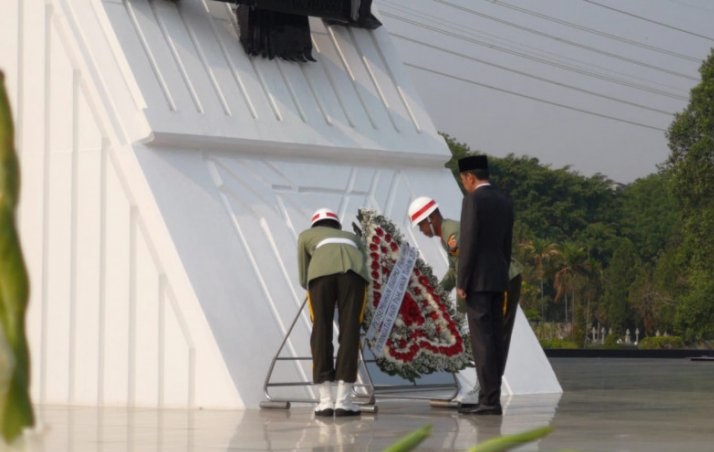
[[427, 218, 436, 236]]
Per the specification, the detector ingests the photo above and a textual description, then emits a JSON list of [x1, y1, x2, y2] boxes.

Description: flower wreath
[[357, 208, 470, 381]]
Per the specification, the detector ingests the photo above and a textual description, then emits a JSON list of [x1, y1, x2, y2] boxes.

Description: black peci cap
[[458, 155, 488, 172]]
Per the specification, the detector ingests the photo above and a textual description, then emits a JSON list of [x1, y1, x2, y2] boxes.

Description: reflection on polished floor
[[10, 358, 714, 451]]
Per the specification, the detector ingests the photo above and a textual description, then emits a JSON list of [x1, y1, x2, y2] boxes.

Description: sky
[[376, 0, 714, 183]]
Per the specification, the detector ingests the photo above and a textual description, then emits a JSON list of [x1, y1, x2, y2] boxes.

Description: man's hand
[[457, 288, 466, 299], [447, 234, 458, 253], [456, 295, 467, 313]]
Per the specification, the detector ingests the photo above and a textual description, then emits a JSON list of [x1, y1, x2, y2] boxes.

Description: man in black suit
[[455, 155, 514, 415]]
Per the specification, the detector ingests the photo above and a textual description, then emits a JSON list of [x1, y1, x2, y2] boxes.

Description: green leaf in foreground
[[0, 71, 35, 443], [467, 425, 553, 452], [382, 424, 432, 452]]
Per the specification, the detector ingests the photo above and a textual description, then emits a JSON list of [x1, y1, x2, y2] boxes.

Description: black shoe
[[334, 408, 361, 417], [458, 402, 478, 410], [458, 404, 502, 415], [314, 408, 334, 417]]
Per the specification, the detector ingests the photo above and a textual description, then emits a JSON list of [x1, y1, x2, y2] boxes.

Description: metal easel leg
[[353, 341, 378, 413], [358, 340, 460, 407], [259, 298, 460, 412], [260, 298, 310, 409], [259, 298, 379, 413]]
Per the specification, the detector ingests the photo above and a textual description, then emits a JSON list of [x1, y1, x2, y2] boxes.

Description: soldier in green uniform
[[408, 196, 523, 408], [408, 197, 462, 295], [297, 208, 370, 417]]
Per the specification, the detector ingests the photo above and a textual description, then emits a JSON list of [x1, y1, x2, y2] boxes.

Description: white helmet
[[311, 208, 341, 227], [408, 197, 438, 226]]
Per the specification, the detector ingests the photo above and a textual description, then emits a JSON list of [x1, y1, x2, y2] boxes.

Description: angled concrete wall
[[1, 0, 559, 409], [3, 0, 240, 408]]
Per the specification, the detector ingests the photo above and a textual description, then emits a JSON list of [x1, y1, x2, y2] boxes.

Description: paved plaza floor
[[10, 357, 714, 451]]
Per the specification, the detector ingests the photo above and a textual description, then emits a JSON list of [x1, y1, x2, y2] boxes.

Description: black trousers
[[466, 291, 505, 407], [308, 271, 366, 384], [502, 274, 522, 375]]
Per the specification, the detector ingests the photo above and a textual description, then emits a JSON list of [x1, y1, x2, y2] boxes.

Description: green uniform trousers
[[308, 271, 367, 384]]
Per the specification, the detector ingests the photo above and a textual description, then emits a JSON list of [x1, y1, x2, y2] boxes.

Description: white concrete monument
[[1, 0, 561, 409]]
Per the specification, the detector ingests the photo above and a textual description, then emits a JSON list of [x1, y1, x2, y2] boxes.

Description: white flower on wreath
[[357, 208, 470, 381]]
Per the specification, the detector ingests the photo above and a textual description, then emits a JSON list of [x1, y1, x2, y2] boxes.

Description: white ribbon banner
[[365, 242, 418, 357]]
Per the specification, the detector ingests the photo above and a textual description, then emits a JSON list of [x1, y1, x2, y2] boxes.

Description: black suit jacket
[[457, 185, 514, 293]]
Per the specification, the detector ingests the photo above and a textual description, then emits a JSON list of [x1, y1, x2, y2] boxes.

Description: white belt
[[316, 238, 358, 249]]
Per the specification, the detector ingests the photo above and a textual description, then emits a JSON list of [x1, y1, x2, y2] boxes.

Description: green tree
[[491, 155, 617, 244], [553, 242, 590, 332], [442, 133, 474, 195], [651, 244, 685, 335], [443, 135, 619, 249], [619, 172, 679, 262], [628, 267, 673, 337], [441, 133, 680, 336], [517, 279, 542, 322], [664, 49, 714, 341], [580, 257, 603, 342], [521, 238, 561, 320], [444, 136, 622, 327], [601, 239, 639, 333], [674, 277, 714, 343]]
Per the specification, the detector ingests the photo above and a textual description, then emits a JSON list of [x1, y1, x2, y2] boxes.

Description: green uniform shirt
[[439, 219, 460, 292], [440, 219, 521, 292], [297, 226, 370, 289]]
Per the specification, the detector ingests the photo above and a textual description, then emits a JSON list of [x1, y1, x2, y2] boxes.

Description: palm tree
[[581, 258, 603, 342], [628, 271, 675, 336], [553, 242, 590, 331], [521, 238, 561, 320]]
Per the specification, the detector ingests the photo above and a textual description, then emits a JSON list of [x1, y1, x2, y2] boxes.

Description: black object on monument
[[228, 0, 380, 28], [236, 6, 316, 62], [193, 0, 383, 61]]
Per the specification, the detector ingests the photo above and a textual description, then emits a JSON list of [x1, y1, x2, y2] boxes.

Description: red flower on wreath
[[357, 208, 469, 381]]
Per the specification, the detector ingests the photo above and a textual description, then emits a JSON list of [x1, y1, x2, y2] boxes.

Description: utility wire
[[666, 0, 714, 14], [433, 0, 699, 81], [582, 0, 714, 41], [483, 0, 701, 62], [405, 62, 667, 132], [382, 1, 687, 95], [379, 7, 688, 101], [392, 32, 674, 116]]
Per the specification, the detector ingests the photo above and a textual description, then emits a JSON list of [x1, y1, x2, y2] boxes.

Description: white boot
[[314, 381, 334, 417], [452, 370, 480, 408], [334, 380, 361, 417], [453, 385, 479, 408]]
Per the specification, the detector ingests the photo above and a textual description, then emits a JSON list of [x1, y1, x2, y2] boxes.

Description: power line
[[404, 62, 667, 132], [391, 32, 674, 116], [382, 1, 687, 96], [379, 7, 689, 101], [666, 0, 714, 14], [582, 0, 714, 41], [432, 0, 699, 81], [484, 0, 701, 62]]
